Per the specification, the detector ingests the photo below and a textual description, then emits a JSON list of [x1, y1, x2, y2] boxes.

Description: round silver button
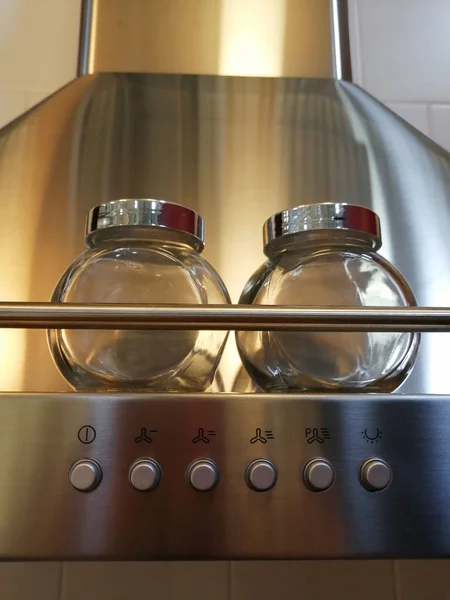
[[129, 459, 161, 492], [246, 459, 277, 492], [187, 459, 219, 492], [69, 459, 102, 492], [303, 458, 335, 492], [360, 458, 392, 491]]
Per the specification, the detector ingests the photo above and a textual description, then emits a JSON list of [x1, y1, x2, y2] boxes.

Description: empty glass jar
[[48, 199, 231, 391], [236, 203, 420, 392]]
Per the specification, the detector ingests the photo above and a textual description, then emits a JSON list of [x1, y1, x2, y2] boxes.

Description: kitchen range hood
[[0, 0, 449, 562], [0, 0, 448, 393]]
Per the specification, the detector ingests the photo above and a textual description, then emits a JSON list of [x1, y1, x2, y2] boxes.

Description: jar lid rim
[[85, 199, 205, 250], [263, 203, 382, 254]]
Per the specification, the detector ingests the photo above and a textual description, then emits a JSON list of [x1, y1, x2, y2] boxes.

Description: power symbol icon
[[78, 425, 96, 444]]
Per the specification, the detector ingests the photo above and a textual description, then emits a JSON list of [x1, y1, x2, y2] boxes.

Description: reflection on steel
[[263, 203, 382, 253], [0, 392, 449, 559], [1, 74, 450, 391], [77, 0, 337, 78], [0, 303, 449, 331], [86, 198, 205, 251]]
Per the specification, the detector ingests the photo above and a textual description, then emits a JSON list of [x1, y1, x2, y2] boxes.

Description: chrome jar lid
[[263, 203, 382, 254], [86, 199, 205, 250]]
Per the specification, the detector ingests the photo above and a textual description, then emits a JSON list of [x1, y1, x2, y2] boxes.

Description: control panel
[[69, 456, 391, 494], [0, 392, 447, 559]]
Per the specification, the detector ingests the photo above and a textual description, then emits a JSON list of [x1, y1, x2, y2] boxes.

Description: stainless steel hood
[[0, 0, 449, 393], [77, 0, 351, 79]]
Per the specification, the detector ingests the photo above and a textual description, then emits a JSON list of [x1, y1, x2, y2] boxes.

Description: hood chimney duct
[[77, 0, 351, 80]]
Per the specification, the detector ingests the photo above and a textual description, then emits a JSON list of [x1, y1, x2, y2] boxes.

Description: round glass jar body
[[48, 202, 230, 392], [236, 206, 419, 393]]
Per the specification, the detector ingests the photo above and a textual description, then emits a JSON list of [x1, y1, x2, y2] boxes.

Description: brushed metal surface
[[0, 392, 448, 559], [330, 0, 352, 80], [78, 0, 338, 78], [1, 74, 450, 392]]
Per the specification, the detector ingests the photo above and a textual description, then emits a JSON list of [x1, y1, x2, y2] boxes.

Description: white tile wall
[[354, 0, 450, 104], [349, 0, 450, 151], [0, 563, 61, 600], [61, 562, 229, 600], [0, 1, 450, 599], [0, 90, 27, 126], [231, 560, 396, 600], [395, 560, 450, 600], [0, 0, 80, 127], [384, 103, 429, 136], [429, 105, 450, 150]]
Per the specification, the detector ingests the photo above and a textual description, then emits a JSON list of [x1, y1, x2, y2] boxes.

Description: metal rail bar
[[0, 303, 449, 331]]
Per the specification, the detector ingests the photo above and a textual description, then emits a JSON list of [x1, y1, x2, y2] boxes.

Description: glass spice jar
[[48, 199, 231, 392], [236, 203, 420, 393]]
